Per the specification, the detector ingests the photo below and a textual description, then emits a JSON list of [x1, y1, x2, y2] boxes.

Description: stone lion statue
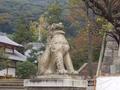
[[38, 23, 77, 75]]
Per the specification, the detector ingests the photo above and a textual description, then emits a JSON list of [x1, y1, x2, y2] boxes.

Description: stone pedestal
[[24, 75, 87, 90]]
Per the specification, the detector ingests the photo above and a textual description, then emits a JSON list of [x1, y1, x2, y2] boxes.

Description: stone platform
[[24, 75, 87, 90]]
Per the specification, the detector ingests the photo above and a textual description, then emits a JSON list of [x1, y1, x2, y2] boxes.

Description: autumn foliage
[[70, 30, 102, 69]]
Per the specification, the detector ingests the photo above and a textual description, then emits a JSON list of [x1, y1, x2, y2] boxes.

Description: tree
[[68, 0, 87, 28], [16, 61, 37, 79], [44, 0, 63, 25], [29, 21, 38, 41], [30, 15, 48, 43], [83, 0, 120, 45], [13, 17, 36, 45], [82, 0, 120, 76], [68, 0, 97, 78], [70, 29, 102, 70]]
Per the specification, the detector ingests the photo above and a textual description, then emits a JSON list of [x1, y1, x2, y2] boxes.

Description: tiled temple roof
[[5, 49, 26, 61], [0, 35, 23, 47], [0, 35, 26, 61]]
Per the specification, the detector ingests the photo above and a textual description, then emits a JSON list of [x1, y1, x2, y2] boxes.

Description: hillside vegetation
[[0, 0, 67, 33]]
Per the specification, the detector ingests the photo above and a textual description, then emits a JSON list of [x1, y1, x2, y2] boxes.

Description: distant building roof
[[0, 35, 23, 47], [25, 42, 44, 57]]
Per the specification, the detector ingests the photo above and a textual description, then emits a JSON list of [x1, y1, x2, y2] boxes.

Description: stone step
[[0, 80, 23, 86], [0, 79, 23, 82], [0, 79, 25, 90], [0, 83, 23, 86], [0, 88, 26, 90], [0, 86, 24, 89]]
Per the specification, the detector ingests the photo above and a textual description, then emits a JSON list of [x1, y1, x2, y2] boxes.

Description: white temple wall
[[0, 68, 15, 77]]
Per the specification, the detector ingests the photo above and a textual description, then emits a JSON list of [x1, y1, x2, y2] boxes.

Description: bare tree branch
[[83, 0, 120, 43]]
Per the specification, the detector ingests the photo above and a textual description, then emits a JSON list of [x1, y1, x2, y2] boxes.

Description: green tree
[[29, 15, 48, 43], [44, 1, 63, 25], [29, 21, 38, 41], [13, 17, 36, 45], [16, 61, 37, 79]]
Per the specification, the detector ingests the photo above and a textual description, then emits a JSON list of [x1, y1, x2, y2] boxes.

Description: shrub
[[16, 61, 37, 79]]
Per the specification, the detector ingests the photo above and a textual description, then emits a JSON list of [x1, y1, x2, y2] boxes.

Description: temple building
[[0, 34, 26, 77]]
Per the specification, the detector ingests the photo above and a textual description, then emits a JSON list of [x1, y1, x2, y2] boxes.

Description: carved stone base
[[26, 87, 86, 90], [24, 75, 87, 90]]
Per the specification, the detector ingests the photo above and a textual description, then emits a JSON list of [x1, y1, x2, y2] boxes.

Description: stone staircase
[[0, 79, 26, 90]]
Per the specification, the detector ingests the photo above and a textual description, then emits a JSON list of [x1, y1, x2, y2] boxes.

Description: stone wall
[[101, 35, 119, 75]]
